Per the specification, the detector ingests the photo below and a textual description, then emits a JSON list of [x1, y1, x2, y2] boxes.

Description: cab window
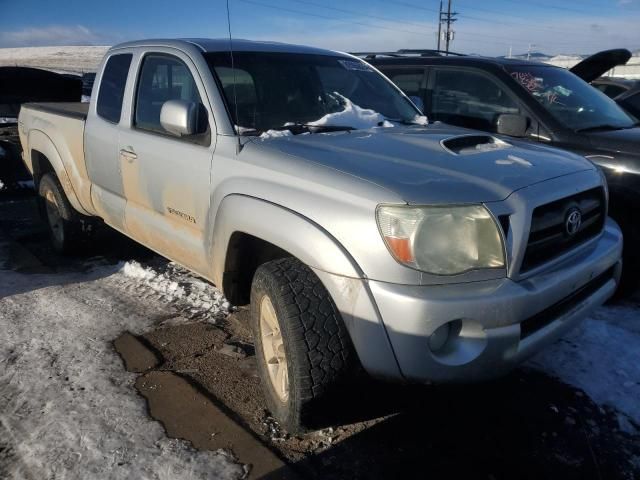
[[430, 68, 520, 132], [134, 54, 208, 140]]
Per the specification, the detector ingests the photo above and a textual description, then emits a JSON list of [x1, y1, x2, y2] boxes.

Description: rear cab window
[[96, 53, 132, 123]]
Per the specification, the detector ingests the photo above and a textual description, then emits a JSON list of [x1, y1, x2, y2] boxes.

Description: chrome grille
[[521, 187, 605, 272]]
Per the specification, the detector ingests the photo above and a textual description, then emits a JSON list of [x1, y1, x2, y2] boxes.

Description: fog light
[[429, 323, 451, 352]]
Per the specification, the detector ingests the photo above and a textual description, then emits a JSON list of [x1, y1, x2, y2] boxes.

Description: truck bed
[[19, 101, 95, 216], [21, 102, 89, 120]]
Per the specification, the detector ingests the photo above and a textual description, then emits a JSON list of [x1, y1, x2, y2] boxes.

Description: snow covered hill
[[0, 46, 109, 73]]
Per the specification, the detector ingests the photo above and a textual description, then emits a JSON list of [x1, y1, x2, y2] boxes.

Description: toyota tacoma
[[18, 39, 623, 432]]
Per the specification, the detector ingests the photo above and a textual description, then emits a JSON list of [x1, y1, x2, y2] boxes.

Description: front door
[[119, 50, 215, 275]]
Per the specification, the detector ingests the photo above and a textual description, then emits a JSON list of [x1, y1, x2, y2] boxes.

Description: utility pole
[[439, 0, 457, 55], [437, 0, 443, 51], [445, 0, 453, 54]]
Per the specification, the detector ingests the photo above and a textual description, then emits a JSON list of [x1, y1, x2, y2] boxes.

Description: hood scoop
[[441, 134, 512, 155]]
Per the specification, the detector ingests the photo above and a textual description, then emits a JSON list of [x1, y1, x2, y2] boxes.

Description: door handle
[[119, 148, 137, 162]]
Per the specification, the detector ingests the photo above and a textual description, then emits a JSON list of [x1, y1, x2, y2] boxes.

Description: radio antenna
[[226, 0, 241, 151]]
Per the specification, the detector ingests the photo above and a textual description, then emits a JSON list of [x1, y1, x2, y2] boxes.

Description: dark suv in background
[[363, 49, 640, 288]]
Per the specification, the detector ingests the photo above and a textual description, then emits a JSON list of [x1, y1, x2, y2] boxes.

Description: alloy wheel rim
[[259, 295, 289, 402]]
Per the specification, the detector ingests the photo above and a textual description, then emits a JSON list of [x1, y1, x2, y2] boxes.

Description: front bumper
[[368, 218, 622, 383]]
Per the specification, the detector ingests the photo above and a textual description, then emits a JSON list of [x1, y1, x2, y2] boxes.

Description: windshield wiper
[[576, 124, 627, 133], [272, 124, 355, 135]]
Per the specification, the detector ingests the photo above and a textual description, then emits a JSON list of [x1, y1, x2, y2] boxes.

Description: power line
[[235, 0, 430, 37], [491, 0, 638, 14], [388, 0, 616, 39], [236, 0, 624, 53], [454, 2, 605, 33], [381, 0, 620, 46], [574, 0, 640, 8], [384, 0, 438, 13], [455, 14, 611, 43], [291, 0, 434, 31]]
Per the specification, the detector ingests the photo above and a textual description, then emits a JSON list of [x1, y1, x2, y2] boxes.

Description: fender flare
[[211, 194, 364, 286], [211, 194, 403, 379], [28, 129, 91, 215]]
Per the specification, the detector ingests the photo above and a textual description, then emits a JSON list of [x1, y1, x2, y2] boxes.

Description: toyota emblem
[[565, 208, 582, 236]]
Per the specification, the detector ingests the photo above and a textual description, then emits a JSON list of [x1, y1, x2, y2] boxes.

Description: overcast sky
[[2, 0, 640, 56]]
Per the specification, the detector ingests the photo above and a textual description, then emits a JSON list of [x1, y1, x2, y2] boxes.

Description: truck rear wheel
[[38, 173, 88, 254], [250, 257, 353, 433]]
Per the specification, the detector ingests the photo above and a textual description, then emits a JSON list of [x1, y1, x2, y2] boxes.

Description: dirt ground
[[2, 191, 639, 480]]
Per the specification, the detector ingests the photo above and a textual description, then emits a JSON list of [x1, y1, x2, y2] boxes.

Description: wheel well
[[31, 149, 55, 188], [223, 232, 290, 305]]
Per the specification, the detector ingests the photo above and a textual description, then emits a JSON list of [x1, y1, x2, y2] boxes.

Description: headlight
[[376, 205, 505, 275]]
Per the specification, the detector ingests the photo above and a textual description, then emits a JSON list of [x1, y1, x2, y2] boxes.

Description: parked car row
[[15, 39, 630, 432]]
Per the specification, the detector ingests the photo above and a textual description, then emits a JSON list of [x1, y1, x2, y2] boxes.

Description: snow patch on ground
[[529, 302, 640, 429], [307, 93, 393, 130], [120, 261, 231, 322], [0, 262, 242, 479]]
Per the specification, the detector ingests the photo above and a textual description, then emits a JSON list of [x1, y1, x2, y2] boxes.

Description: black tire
[[250, 257, 353, 433], [38, 173, 89, 254]]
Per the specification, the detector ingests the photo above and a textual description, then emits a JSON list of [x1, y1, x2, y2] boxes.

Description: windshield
[[507, 65, 635, 131], [203, 51, 421, 134]]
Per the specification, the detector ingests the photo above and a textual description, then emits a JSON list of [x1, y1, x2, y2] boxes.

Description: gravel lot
[[1, 190, 638, 480]]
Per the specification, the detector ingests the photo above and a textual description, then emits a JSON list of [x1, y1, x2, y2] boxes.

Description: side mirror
[[160, 99, 198, 136], [495, 113, 528, 137], [409, 95, 425, 113]]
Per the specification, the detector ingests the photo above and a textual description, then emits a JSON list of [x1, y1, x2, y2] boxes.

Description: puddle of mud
[[114, 332, 298, 480]]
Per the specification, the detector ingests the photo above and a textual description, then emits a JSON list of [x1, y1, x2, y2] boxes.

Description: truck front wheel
[[250, 257, 353, 433], [38, 173, 87, 254]]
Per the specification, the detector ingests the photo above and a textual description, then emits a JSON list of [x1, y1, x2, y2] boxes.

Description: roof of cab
[[110, 38, 350, 57]]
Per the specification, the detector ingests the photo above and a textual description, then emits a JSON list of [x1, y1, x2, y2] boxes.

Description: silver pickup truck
[[18, 39, 623, 432]]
